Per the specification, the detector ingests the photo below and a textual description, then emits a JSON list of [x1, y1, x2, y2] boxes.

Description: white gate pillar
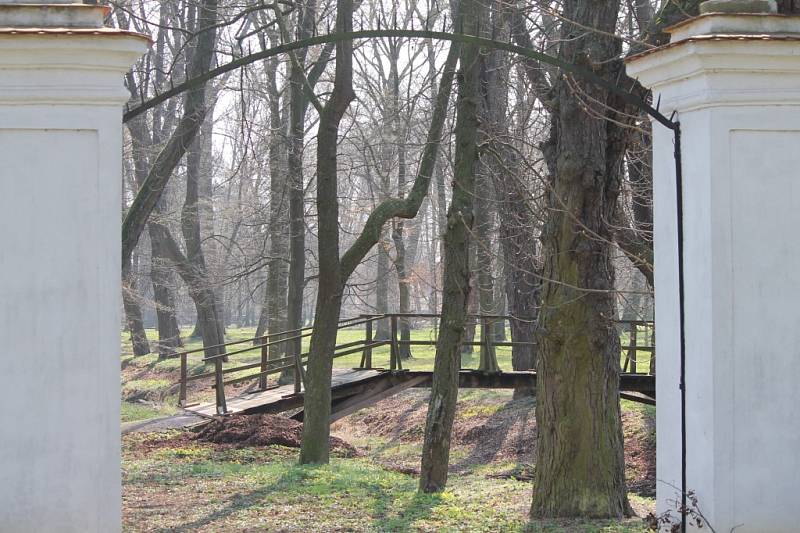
[[627, 3, 800, 531], [0, 2, 148, 531]]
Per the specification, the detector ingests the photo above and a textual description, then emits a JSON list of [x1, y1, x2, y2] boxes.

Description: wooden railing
[[175, 313, 654, 416], [619, 319, 655, 374]]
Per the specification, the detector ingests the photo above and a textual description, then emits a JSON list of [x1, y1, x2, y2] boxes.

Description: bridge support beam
[[628, 4, 800, 531], [0, 3, 148, 532]]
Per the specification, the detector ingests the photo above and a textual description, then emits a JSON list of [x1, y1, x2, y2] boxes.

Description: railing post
[[649, 326, 655, 375], [179, 352, 187, 407], [390, 314, 400, 370], [214, 358, 227, 415], [362, 318, 373, 369], [259, 334, 269, 390], [293, 350, 305, 395], [627, 322, 638, 373], [481, 316, 496, 369]]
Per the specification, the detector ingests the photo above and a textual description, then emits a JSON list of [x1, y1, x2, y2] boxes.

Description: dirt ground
[[333, 389, 655, 498], [122, 389, 656, 531]]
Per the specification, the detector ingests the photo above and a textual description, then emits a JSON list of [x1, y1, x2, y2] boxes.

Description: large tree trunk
[[419, 0, 482, 493], [299, 0, 355, 465], [531, 0, 630, 517]]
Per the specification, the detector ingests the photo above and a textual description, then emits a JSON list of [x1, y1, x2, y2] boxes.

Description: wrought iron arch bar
[[124, 29, 678, 130]]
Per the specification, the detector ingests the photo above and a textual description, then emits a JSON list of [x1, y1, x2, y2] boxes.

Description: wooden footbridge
[[176, 314, 656, 419]]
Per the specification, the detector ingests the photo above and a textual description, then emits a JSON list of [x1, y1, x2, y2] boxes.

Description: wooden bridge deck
[[184, 368, 655, 418], [185, 368, 384, 418]]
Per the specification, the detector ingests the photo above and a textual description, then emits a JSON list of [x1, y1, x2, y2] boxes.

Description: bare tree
[[419, 0, 483, 493]]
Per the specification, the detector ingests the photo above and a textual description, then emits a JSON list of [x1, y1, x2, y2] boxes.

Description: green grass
[[122, 431, 651, 532], [123, 436, 527, 531], [121, 401, 176, 423]]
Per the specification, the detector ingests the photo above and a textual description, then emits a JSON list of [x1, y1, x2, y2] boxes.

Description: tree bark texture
[[531, 0, 630, 517]]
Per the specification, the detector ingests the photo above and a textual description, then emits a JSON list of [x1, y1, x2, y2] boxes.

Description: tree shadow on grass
[[376, 491, 443, 533], [165, 466, 313, 532], [164, 460, 436, 532], [359, 393, 429, 458], [451, 395, 535, 473]]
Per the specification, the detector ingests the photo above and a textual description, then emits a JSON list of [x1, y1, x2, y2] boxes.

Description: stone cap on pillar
[[0, 1, 150, 106], [0, 1, 112, 28], [626, 0, 800, 114]]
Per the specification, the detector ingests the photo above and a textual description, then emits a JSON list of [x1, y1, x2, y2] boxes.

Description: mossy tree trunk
[[418, 0, 483, 493], [531, 0, 630, 518]]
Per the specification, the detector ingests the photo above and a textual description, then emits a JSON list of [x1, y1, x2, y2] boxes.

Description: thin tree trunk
[[285, 0, 322, 381], [148, 221, 183, 358], [182, 103, 226, 360], [151, 223, 226, 359], [299, 0, 355, 465], [122, 256, 151, 356], [258, 29, 290, 363], [121, 0, 219, 267], [419, 0, 482, 492], [375, 240, 391, 339], [297, 22, 460, 465], [461, 251, 477, 357], [474, 167, 498, 372], [389, 46, 413, 359]]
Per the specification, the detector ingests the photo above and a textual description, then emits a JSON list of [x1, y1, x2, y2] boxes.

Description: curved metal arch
[[123, 29, 678, 130]]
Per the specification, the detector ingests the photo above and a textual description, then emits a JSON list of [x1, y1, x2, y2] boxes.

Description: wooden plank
[[395, 370, 655, 394], [620, 392, 656, 406], [184, 368, 386, 418]]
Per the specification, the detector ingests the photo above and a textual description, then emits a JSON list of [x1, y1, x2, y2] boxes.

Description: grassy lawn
[[122, 434, 651, 532], [122, 388, 655, 532], [121, 327, 655, 531]]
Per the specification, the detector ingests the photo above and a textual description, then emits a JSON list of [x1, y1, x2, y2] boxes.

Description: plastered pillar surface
[[0, 3, 148, 531], [627, 10, 800, 532]]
